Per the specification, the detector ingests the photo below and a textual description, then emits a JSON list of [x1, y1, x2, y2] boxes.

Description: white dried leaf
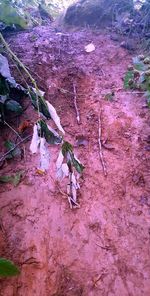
[[32, 87, 45, 97], [57, 163, 69, 179], [30, 124, 40, 154], [56, 151, 69, 179], [68, 173, 80, 204], [56, 150, 64, 169], [85, 43, 95, 53], [39, 138, 50, 171], [47, 124, 61, 139], [46, 100, 65, 134]]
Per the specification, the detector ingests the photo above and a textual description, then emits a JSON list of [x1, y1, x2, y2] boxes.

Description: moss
[[0, 3, 30, 29]]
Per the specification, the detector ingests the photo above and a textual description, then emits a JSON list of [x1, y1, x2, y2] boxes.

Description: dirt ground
[[0, 25, 150, 296]]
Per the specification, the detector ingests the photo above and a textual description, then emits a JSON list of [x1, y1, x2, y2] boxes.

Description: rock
[[64, 0, 133, 27]]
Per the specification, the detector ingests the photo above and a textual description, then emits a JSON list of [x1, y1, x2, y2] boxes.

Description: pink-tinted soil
[[0, 26, 150, 295]]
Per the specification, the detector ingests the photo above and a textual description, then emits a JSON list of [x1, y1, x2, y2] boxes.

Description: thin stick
[[4, 120, 22, 140], [115, 88, 145, 94], [0, 135, 31, 162], [98, 107, 107, 176], [73, 83, 80, 124]]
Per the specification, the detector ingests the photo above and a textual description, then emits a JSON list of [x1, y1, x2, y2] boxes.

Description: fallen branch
[[98, 108, 107, 176], [73, 82, 80, 124], [0, 135, 31, 162]]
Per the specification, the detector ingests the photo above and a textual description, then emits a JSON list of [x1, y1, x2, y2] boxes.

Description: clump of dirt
[[0, 25, 150, 296]]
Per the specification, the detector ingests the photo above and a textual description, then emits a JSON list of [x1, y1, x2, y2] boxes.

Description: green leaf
[[132, 57, 148, 72], [0, 175, 12, 183], [62, 141, 73, 156], [62, 141, 84, 173], [5, 100, 23, 113], [12, 171, 23, 186], [70, 152, 84, 174], [0, 258, 20, 277], [38, 120, 62, 144], [0, 3, 29, 29], [29, 88, 51, 119], [5, 140, 21, 159], [124, 71, 134, 89], [0, 170, 24, 187]]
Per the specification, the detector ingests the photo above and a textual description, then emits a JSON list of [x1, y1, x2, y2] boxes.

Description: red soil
[[0, 26, 150, 295]]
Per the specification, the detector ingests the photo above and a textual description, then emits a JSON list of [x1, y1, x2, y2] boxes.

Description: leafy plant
[[124, 55, 150, 107], [0, 31, 84, 208], [0, 0, 75, 30], [4, 140, 22, 159], [124, 70, 135, 89], [0, 258, 20, 277]]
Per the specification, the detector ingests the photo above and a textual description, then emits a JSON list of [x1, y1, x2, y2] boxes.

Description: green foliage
[[0, 34, 84, 209], [62, 141, 84, 174], [124, 71, 134, 89], [0, 170, 24, 186], [5, 99, 23, 113], [38, 119, 62, 144], [0, 258, 20, 277], [29, 88, 51, 119], [0, 1, 30, 29], [0, 0, 75, 30], [124, 55, 150, 107], [62, 141, 73, 156], [4, 140, 22, 159]]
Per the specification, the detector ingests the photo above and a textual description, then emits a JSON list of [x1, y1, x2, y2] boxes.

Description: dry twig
[[98, 107, 107, 176], [73, 82, 80, 124], [4, 120, 22, 140]]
